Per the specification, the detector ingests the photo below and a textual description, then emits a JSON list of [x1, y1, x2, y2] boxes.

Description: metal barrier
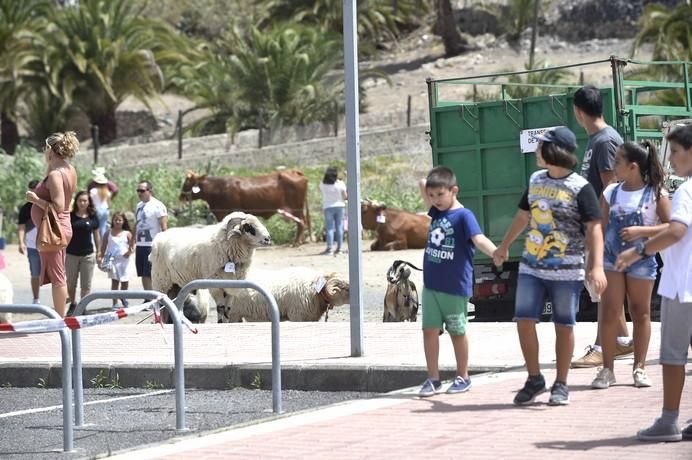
[[175, 280, 282, 413], [0, 304, 74, 452], [73, 291, 189, 431]]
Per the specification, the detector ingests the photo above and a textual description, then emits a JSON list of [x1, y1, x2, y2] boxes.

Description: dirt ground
[[2, 241, 424, 324]]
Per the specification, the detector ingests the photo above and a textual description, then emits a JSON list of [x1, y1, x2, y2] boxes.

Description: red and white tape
[[0, 297, 199, 334]]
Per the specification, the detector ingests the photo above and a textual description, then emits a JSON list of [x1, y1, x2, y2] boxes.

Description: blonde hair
[[45, 131, 79, 159]]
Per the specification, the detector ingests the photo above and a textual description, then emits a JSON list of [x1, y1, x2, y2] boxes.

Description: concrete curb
[[0, 363, 510, 392]]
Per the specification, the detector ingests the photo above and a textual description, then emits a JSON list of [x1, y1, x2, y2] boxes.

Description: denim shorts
[[604, 253, 657, 280], [27, 248, 41, 278], [514, 274, 582, 326]]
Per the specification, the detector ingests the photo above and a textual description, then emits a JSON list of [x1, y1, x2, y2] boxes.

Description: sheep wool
[[222, 267, 350, 322]]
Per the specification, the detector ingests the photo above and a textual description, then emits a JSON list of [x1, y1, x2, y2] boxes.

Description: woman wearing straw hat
[[89, 170, 112, 240]]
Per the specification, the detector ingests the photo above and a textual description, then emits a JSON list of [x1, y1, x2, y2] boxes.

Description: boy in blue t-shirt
[[418, 166, 498, 397]]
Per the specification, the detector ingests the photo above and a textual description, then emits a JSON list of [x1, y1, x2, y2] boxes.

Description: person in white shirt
[[616, 124, 692, 442], [133, 181, 167, 290], [319, 166, 347, 256]]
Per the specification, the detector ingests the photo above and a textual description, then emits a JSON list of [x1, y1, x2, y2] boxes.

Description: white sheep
[[150, 211, 271, 323], [0, 272, 13, 324], [220, 267, 350, 322]]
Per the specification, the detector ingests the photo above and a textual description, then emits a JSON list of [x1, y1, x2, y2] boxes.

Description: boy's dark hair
[[619, 141, 666, 198], [666, 124, 692, 150], [27, 179, 39, 189], [322, 166, 338, 185], [573, 85, 603, 117], [138, 180, 153, 191], [539, 142, 578, 170], [425, 166, 457, 189]]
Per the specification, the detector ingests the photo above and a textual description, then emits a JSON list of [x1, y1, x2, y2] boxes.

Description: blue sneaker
[[418, 378, 442, 397], [446, 376, 472, 394]]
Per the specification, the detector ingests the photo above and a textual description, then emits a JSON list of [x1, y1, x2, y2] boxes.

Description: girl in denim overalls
[[592, 141, 671, 390]]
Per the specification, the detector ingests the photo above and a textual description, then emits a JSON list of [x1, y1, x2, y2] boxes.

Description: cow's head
[[224, 212, 271, 247], [360, 199, 386, 231], [179, 171, 207, 201]]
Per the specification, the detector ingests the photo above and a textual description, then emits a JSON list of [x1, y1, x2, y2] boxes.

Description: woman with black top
[[65, 190, 100, 315]]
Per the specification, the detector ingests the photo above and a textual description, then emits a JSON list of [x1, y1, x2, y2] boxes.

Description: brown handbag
[[37, 203, 67, 252]]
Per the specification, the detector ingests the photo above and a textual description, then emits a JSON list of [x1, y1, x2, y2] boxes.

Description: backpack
[[383, 260, 422, 322]]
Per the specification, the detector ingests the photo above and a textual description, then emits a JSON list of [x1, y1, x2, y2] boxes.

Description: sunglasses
[[136, 189, 148, 193]]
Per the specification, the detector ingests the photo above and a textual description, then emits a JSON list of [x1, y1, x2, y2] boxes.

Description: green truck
[[426, 57, 692, 320]]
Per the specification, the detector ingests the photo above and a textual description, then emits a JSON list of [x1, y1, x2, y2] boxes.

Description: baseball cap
[[532, 126, 577, 152]]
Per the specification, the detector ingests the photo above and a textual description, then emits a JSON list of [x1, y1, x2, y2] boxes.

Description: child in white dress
[[98, 212, 134, 308]]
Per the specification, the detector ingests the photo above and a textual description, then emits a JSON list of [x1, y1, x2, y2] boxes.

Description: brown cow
[[361, 200, 430, 251], [180, 170, 312, 245]]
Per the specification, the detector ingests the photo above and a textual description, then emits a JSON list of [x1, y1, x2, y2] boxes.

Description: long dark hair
[[110, 211, 131, 232], [322, 166, 338, 185], [619, 141, 665, 198], [72, 190, 96, 217]]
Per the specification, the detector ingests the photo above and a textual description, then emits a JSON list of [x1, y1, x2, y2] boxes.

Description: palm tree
[[633, 3, 692, 62], [433, 0, 471, 57], [0, 0, 54, 153], [46, 0, 189, 144], [172, 24, 345, 137], [259, 0, 429, 54]]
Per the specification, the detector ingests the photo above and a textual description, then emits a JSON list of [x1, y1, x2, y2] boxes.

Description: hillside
[[118, 0, 679, 143]]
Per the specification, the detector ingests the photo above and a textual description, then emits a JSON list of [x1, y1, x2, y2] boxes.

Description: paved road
[[0, 387, 375, 459]]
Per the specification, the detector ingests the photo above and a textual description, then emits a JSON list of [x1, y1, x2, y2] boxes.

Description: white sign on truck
[[520, 126, 558, 153]]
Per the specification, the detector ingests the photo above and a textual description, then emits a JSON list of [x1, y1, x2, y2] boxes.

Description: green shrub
[[0, 145, 46, 243], [0, 153, 427, 246]]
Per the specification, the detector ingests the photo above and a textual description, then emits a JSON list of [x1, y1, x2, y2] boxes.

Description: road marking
[[0, 389, 172, 419]]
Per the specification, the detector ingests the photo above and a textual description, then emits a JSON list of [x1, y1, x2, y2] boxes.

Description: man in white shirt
[[134, 181, 167, 290]]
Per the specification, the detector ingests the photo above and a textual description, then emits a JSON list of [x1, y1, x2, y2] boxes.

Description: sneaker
[[446, 376, 472, 394], [333, 250, 343, 256], [591, 368, 616, 389], [548, 382, 570, 406], [513, 375, 547, 405], [32, 298, 40, 305], [682, 423, 692, 441], [637, 418, 682, 442], [633, 368, 652, 388], [321, 249, 334, 256], [418, 378, 442, 397], [571, 345, 602, 368], [66, 303, 77, 316], [121, 299, 129, 308], [615, 341, 635, 359]]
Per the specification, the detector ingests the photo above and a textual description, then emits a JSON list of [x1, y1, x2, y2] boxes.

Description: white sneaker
[[633, 368, 652, 388], [591, 367, 616, 389]]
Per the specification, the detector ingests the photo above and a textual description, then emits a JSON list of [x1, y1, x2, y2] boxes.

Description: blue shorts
[[514, 274, 582, 326], [604, 253, 657, 280], [27, 248, 41, 278], [135, 246, 152, 277]]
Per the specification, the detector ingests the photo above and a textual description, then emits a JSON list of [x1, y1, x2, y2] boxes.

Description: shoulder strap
[[636, 184, 654, 209], [609, 183, 622, 207]]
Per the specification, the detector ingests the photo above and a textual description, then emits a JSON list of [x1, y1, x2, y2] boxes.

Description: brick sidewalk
[[115, 364, 692, 459]]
